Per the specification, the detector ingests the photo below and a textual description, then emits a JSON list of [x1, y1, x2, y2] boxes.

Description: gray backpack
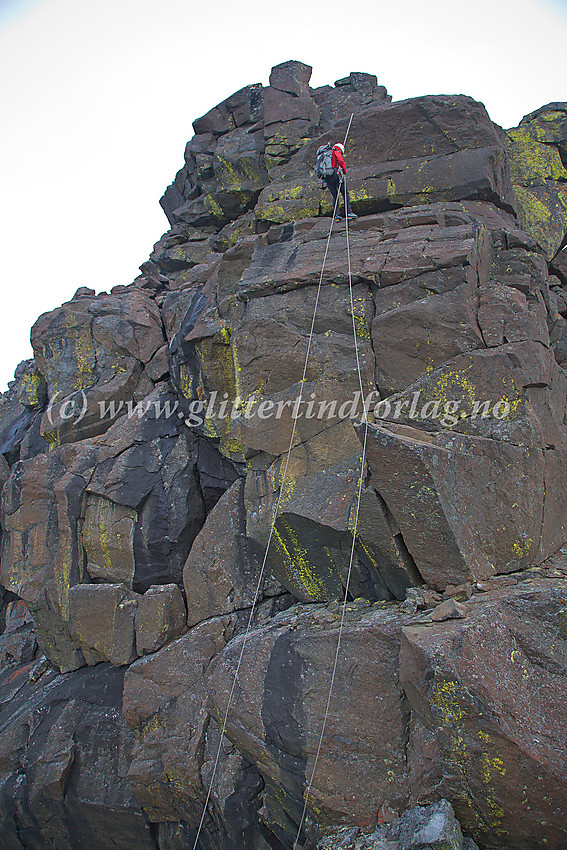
[[315, 143, 334, 179]]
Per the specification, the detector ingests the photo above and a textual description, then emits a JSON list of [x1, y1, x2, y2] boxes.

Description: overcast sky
[[1, 0, 566, 391]]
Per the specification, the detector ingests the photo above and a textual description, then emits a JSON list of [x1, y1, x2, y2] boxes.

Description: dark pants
[[325, 171, 352, 217]]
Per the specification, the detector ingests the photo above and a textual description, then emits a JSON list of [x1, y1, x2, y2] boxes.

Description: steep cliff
[[1, 61, 567, 850]]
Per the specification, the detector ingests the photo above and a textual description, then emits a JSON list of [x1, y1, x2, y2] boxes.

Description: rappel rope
[[292, 171, 370, 850], [192, 114, 361, 850]]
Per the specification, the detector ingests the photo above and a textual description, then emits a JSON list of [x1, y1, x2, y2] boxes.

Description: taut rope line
[[191, 115, 356, 850], [292, 171, 370, 850]]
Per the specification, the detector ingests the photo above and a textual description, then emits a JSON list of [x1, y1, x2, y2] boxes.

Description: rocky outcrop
[[506, 103, 567, 259], [1, 60, 567, 850]]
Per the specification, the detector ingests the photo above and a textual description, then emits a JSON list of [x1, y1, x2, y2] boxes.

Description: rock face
[[0, 60, 567, 850]]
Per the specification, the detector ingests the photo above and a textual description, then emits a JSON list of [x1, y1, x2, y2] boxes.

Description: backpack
[[315, 143, 334, 179]]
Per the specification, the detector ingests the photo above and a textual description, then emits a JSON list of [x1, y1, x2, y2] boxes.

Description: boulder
[[209, 603, 412, 845], [264, 62, 319, 171], [0, 599, 37, 668], [192, 83, 264, 136], [85, 393, 207, 590], [82, 494, 137, 586], [372, 281, 484, 396], [135, 583, 186, 655], [212, 126, 268, 217], [183, 479, 271, 628], [244, 419, 419, 602], [68, 583, 138, 666], [0, 453, 10, 493], [520, 101, 567, 155], [0, 360, 46, 463], [314, 74, 391, 135], [343, 95, 507, 164], [269, 60, 312, 97], [31, 288, 165, 445], [552, 246, 567, 282], [360, 421, 546, 589], [398, 800, 463, 850], [400, 576, 567, 850], [1, 440, 100, 671], [430, 598, 466, 621]]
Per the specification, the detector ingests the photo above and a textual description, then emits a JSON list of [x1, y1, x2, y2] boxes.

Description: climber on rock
[[326, 143, 357, 222]]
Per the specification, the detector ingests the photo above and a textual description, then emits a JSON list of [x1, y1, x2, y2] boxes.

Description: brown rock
[[0, 600, 37, 667], [264, 87, 319, 127], [382, 341, 567, 448], [372, 282, 483, 396], [0, 362, 44, 462], [32, 288, 165, 444], [400, 578, 567, 849], [1, 386, 209, 670], [245, 417, 419, 602], [135, 583, 186, 656], [209, 604, 411, 840], [14, 359, 47, 409], [68, 583, 138, 666], [82, 495, 137, 586], [1, 441, 100, 670], [0, 661, 155, 850], [345, 95, 507, 164], [238, 229, 380, 295], [477, 283, 548, 348], [85, 390, 207, 590], [183, 479, 269, 628], [443, 583, 473, 601], [122, 616, 235, 823], [552, 246, 567, 281], [0, 454, 9, 492], [144, 344, 169, 382], [255, 145, 513, 225], [422, 588, 443, 606], [361, 421, 545, 590], [192, 83, 263, 136], [506, 118, 567, 259], [431, 598, 466, 621], [476, 577, 519, 592]]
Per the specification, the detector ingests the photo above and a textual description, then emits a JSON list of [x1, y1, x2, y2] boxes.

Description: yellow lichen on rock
[[506, 126, 567, 258]]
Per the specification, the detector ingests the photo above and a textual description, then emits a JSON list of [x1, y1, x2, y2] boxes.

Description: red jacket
[[331, 146, 347, 174]]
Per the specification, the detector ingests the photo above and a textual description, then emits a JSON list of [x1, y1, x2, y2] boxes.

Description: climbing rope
[[291, 172, 370, 850], [192, 115, 361, 850]]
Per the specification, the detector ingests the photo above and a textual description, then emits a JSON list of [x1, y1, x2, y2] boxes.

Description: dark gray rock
[[0, 661, 155, 850], [398, 800, 463, 850], [193, 83, 264, 136], [0, 359, 46, 463], [269, 60, 312, 97], [0, 599, 37, 668]]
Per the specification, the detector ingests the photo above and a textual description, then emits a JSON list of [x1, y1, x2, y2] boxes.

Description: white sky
[[1, 0, 566, 391]]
